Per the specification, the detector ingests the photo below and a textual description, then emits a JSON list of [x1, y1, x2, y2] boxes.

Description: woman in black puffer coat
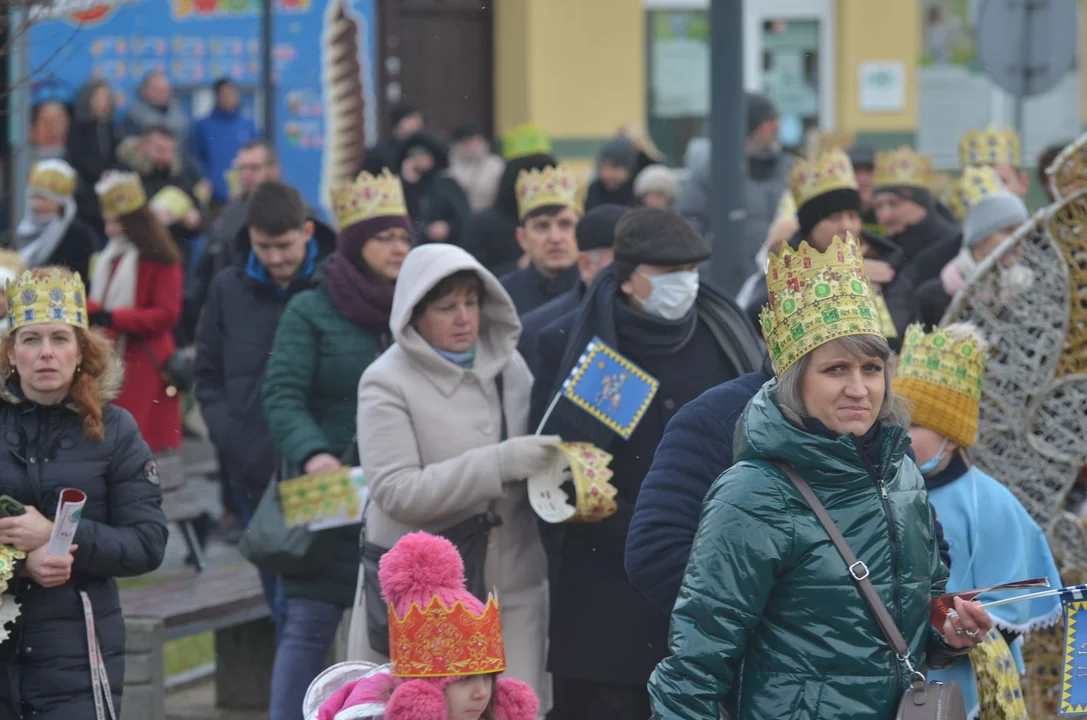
[[0, 266, 168, 719]]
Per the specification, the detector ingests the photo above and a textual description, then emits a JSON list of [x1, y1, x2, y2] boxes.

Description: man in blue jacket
[[191, 78, 258, 208]]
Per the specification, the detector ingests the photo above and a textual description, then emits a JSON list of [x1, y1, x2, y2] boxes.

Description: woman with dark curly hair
[[0, 266, 168, 719]]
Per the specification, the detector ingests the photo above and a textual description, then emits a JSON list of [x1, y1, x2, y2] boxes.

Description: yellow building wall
[[835, 0, 920, 134], [494, 0, 645, 155]]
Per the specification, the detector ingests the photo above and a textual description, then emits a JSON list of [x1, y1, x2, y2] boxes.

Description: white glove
[[498, 435, 562, 482]]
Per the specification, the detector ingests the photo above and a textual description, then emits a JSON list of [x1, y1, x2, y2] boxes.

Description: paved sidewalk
[[166, 680, 266, 720]]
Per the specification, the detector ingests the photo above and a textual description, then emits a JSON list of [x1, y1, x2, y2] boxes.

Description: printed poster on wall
[[27, 0, 378, 216]]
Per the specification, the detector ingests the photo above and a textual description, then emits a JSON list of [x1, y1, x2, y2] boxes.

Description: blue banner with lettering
[[28, 0, 378, 215]]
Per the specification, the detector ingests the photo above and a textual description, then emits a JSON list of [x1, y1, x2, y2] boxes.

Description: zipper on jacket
[[854, 437, 904, 691]]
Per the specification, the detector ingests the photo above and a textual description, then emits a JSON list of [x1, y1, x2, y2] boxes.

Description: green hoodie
[[648, 382, 961, 719]]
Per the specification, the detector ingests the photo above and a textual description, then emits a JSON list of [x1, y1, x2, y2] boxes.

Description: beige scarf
[[90, 236, 139, 356]]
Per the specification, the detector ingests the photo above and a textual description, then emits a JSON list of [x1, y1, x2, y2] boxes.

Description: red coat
[[89, 259, 183, 452]]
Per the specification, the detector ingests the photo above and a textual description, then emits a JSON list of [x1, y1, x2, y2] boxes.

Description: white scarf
[[17, 193, 77, 269], [90, 236, 140, 355]]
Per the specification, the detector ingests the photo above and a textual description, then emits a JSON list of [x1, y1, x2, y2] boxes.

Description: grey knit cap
[[962, 191, 1029, 248]]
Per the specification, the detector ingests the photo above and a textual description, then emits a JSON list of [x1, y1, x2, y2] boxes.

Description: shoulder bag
[[776, 463, 967, 720], [360, 374, 507, 656], [135, 339, 194, 398]]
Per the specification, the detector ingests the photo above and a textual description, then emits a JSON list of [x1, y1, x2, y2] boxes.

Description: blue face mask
[[917, 437, 950, 475]]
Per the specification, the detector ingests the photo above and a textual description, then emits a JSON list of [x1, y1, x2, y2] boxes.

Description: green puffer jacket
[[648, 383, 963, 719], [262, 281, 385, 607]]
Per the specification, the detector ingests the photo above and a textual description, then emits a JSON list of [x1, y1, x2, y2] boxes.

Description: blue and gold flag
[[561, 337, 659, 440], [1060, 586, 1087, 714]]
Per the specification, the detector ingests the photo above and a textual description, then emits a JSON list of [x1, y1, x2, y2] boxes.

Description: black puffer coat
[[0, 360, 168, 719]]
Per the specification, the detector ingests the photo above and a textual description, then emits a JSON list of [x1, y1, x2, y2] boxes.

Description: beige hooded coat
[[346, 244, 549, 711]]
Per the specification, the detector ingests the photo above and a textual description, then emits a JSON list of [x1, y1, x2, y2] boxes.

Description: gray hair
[[776, 335, 911, 430]]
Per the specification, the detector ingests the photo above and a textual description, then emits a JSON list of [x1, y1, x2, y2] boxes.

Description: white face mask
[[637, 269, 700, 320]]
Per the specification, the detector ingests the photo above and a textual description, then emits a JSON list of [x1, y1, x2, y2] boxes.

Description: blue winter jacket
[[191, 108, 258, 202]]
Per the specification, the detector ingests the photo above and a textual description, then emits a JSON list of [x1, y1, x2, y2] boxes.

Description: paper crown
[[28, 159, 76, 198], [502, 123, 552, 161], [330, 169, 408, 230], [952, 165, 1008, 219], [960, 125, 1021, 167], [150, 185, 196, 220], [893, 324, 986, 448], [806, 130, 855, 159], [389, 595, 506, 678], [874, 146, 932, 190], [788, 149, 858, 208], [5, 270, 89, 331], [759, 233, 884, 375], [516, 164, 579, 220], [95, 172, 147, 217], [774, 190, 798, 223], [1046, 132, 1087, 200], [0, 544, 26, 645], [528, 442, 619, 524]]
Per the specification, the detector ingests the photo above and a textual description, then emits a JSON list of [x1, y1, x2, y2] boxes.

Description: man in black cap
[[517, 203, 626, 372], [360, 102, 424, 175], [530, 208, 762, 720]]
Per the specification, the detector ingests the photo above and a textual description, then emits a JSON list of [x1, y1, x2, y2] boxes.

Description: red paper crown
[[389, 595, 506, 678]]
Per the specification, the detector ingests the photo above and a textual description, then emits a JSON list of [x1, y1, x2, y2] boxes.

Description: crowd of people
[[0, 72, 1083, 720]]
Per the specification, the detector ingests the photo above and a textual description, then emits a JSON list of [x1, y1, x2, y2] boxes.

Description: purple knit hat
[[337, 214, 414, 261]]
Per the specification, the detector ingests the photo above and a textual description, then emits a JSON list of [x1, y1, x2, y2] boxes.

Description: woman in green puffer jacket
[[648, 233, 994, 719]]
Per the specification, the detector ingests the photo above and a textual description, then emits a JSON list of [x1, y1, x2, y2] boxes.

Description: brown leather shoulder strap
[[775, 462, 910, 657]]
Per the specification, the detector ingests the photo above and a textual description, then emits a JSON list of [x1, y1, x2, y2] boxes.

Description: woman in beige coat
[[348, 243, 558, 712]]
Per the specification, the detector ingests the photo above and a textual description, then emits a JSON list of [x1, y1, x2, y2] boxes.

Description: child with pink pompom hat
[[303, 532, 539, 720]]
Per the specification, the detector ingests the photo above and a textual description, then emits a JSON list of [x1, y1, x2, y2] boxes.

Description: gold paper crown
[[28, 159, 76, 198], [806, 130, 855, 159], [5, 270, 89, 332], [329, 169, 408, 230], [960, 125, 1021, 167], [788, 149, 858, 208], [389, 595, 506, 678], [874, 146, 932, 190], [759, 233, 884, 375], [516, 164, 579, 220], [95, 172, 146, 217], [528, 442, 618, 524], [893, 324, 987, 447], [954, 165, 1008, 218], [774, 190, 798, 223], [502, 123, 552, 161]]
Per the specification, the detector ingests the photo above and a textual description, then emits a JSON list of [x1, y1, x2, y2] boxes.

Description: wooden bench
[[120, 565, 273, 720]]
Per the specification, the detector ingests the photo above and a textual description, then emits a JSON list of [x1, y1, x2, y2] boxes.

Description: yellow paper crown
[[806, 130, 855, 159], [788, 149, 858, 208], [893, 324, 987, 447], [95, 172, 146, 217], [954, 165, 1008, 219], [28, 159, 76, 198], [5, 270, 88, 332], [389, 595, 506, 678], [502, 123, 552, 161], [516, 164, 579, 220], [874, 146, 932, 190], [960, 125, 1021, 167], [759, 233, 884, 375], [774, 190, 798, 223], [329, 169, 408, 230], [528, 442, 619, 524]]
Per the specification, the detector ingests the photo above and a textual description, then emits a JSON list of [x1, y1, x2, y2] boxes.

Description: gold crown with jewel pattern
[[788, 149, 858, 208], [874, 146, 932, 190], [5, 269, 88, 331], [960, 125, 1021, 167], [329, 169, 408, 230], [516, 164, 579, 220], [28, 159, 76, 198], [759, 233, 883, 375], [95, 172, 146, 217], [389, 595, 506, 678], [893, 323, 987, 448], [805, 130, 854, 159], [954, 165, 1007, 218]]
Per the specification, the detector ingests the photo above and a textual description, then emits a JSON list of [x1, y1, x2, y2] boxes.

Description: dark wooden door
[[378, 0, 494, 142]]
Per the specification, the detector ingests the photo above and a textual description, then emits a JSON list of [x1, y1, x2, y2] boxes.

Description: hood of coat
[[734, 381, 910, 488], [0, 353, 125, 407], [116, 136, 182, 178], [390, 244, 521, 387]]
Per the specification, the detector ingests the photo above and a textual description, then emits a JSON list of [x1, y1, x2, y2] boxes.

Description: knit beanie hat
[[576, 204, 628, 251], [961, 191, 1029, 249], [633, 165, 679, 201], [337, 214, 414, 266], [598, 136, 638, 173], [746, 93, 779, 136], [311, 533, 539, 720]]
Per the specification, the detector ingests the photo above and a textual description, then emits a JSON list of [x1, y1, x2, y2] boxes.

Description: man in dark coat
[[193, 180, 335, 631], [359, 102, 423, 175], [530, 208, 764, 719], [517, 203, 625, 372], [499, 164, 582, 316]]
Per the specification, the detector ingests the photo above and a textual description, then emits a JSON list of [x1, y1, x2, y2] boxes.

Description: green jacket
[[262, 282, 385, 607], [648, 383, 961, 719]]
